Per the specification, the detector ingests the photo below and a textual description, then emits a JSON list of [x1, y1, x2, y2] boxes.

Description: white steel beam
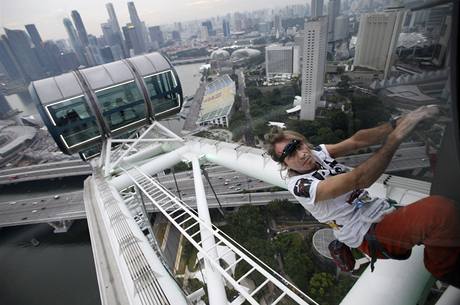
[[190, 156, 228, 304]]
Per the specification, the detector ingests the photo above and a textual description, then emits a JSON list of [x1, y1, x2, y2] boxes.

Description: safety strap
[[364, 223, 411, 272]]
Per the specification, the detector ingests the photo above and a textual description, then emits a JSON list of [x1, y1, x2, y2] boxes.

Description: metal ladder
[[122, 166, 318, 305]]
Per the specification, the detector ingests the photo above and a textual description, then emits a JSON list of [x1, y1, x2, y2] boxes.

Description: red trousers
[[358, 195, 460, 287]]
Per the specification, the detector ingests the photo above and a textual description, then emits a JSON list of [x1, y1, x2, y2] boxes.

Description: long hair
[[264, 127, 313, 178]]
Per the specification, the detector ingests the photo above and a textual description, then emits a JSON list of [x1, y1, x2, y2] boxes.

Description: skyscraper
[[3, 28, 44, 81], [106, 2, 127, 57], [25, 24, 43, 48], [71, 10, 90, 46], [202, 21, 213, 36], [327, 0, 341, 41], [0, 36, 25, 80], [311, 0, 324, 18], [223, 20, 231, 38], [300, 17, 328, 121], [265, 45, 294, 80], [63, 18, 87, 66], [127, 1, 147, 53], [125, 24, 143, 55], [334, 15, 349, 41], [353, 10, 404, 78], [149, 26, 164, 48], [0, 93, 12, 116], [106, 3, 122, 34]]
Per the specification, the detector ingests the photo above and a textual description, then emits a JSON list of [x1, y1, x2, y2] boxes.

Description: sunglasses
[[277, 139, 301, 162]]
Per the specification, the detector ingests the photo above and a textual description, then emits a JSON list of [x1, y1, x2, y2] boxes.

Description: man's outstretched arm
[[325, 119, 398, 158], [315, 106, 439, 202]]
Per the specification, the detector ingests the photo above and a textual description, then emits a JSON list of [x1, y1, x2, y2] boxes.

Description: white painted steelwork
[[190, 156, 228, 304], [122, 166, 317, 305]]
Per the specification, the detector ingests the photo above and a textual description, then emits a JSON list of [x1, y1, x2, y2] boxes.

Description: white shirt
[[287, 144, 395, 248]]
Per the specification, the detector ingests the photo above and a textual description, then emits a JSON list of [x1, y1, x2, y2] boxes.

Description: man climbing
[[264, 105, 460, 287]]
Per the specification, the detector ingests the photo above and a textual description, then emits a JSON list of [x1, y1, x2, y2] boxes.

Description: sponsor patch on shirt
[[294, 178, 313, 198]]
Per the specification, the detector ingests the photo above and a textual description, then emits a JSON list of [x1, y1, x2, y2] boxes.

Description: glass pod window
[[144, 70, 180, 115], [46, 96, 100, 148], [95, 80, 146, 131]]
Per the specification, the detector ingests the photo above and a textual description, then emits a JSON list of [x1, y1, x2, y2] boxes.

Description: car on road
[[53, 195, 60, 199], [9, 201, 16, 205]]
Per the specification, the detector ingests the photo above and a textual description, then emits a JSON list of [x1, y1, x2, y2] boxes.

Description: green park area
[[179, 200, 357, 305]]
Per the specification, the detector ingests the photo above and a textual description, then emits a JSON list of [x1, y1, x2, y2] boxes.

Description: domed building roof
[[210, 49, 230, 60], [230, 48, 261, 61]]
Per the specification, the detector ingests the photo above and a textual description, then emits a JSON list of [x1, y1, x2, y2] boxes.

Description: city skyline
[[0, 0, 307, 40]]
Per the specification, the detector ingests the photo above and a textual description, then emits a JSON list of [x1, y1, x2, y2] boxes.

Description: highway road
[[0, 189, 294, 228], [0, 160, 91, 185]]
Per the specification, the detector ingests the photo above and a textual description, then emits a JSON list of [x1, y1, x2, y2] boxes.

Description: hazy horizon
[[0, 0, 306, 41]]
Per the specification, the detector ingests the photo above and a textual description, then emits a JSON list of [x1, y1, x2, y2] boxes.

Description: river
[[0, 62, 203, 305]]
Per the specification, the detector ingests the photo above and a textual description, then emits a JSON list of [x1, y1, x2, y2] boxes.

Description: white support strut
[[190, 156, 228, 304]]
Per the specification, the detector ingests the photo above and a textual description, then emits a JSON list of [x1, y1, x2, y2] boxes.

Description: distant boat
[[30, 238, 40, 247]]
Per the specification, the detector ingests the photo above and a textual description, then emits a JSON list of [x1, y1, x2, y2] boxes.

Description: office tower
[[333, 15, 349, 41], [327, 0, 341, 41], [274, 15, 283, 34], [100, 46, 114, 63], [43, 41, 63, 74], [127, 1, 147, 53], [200, 26, 209, 41], [201, 21, 213, 36], [148, 26, 164, 48], [63, 18, 87, 66], [106, 3, 126, 57], [71, 10, 89, 46], [311, 0, 324, 18], [223, 20, 231, 38], [125, 24, 143, 55], [106, 3, 121, 34], [3, 29, 44, 81], [25, 24, 43, 48], [0, 37, 24, 80], [353, 10, 404, 78], [0, 93, 12, 115], [58, 52, 80, 72], [110, 44, 123, 60], [265, 45, 294, 80], [300, 17, 328, 121], [172, 31, 181, 42]]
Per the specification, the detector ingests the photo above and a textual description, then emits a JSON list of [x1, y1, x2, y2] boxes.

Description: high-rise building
[[311, 0, 324, 18], [71, 10, 90, 46], [265, 45, 294, 80], [43, 40, 63, 74], [127, 1, 147, 53], [125, 24, 143, 55], [106, 2, 127, 57], [200, 25, 209, 41], [300, 17, 328, 121], [223, 20, 231, 38], [25, 24, 43, 48], [100, 46, 115, 63], [63, 18, 87, 66], [148, 26, 164, 48], [333, 15, 349, 41], [3, 28, 45, 81], [327, 0, 341, 41], [172, 31, 181, 42], [106, 3, 121, 34], [0, 37, 24, 80], [202, 21, 213, 36], [0, 93, 12, 116], [353, 10, 404, 78]]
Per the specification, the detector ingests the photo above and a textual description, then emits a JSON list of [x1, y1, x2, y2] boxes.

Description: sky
[[0, 0, 306, 41]]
